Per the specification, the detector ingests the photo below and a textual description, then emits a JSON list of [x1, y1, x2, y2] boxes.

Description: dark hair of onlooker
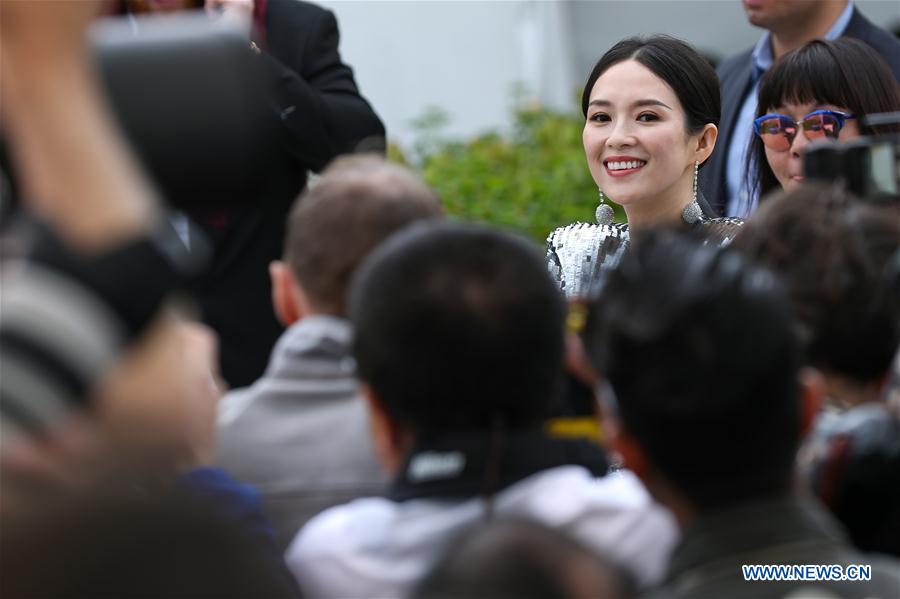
[[283, 155, 442, 314], [584, 230, 800, 509], [413, 519, 635, 599], [735, 184, 900, 384], [750, 38, 900, 198], [581, 36, 721, 140], [349, 222, 565, 434], [0, 488, 301, 598]]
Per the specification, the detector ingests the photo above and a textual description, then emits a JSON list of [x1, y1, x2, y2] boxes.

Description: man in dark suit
[[185, 0, 386, 387], [702, 0, 900, 218]]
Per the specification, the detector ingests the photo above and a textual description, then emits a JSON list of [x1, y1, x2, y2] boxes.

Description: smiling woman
[[547, 36, 743, 299]]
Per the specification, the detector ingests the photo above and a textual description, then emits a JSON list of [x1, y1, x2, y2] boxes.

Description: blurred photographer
[[0, 7, 300, 592], [0, 0, 212, 474], [736, 185, 900, 556]]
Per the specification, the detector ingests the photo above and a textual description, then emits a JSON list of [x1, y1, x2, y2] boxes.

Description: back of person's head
[[735, 185, 900, 385], [350, 222, 565, 434], [283, 155, 442, 315], [413, 519, 635, 599], [752, 38, 900, 196], [582, 35, 720, 136], [585, 230, 801, 510], [0, 487, 300, 598]]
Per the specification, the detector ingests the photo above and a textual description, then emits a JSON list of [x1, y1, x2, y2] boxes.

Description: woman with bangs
[[547, 36, 742, 299], [749, 38, 900, 203]]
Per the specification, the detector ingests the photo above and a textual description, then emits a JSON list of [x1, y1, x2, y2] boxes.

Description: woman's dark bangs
[[760, 52, 851, 113]]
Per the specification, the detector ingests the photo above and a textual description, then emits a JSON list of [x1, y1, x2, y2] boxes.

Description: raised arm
[[0, 0, 159, 252]]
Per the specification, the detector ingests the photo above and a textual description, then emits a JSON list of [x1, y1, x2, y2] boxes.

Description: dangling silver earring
[[692, 161, 699, 204], [681, 161, 703, 225], [596, 188, 614, 225]]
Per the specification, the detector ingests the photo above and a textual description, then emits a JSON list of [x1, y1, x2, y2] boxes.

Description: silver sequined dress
[[546, 217, 744, 299]]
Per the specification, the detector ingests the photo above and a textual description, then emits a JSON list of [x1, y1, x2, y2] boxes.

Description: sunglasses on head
[[753, 109, 855, 151]]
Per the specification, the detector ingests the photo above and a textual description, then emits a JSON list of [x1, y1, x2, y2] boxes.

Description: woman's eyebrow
[[587, 98, 672, 110]]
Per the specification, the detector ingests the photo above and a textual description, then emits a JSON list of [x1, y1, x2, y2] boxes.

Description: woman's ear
[[694, 123, 718, 165]]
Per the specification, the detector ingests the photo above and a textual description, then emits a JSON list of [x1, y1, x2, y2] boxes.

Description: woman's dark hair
[[581, 36, 720, 140], [750, 38, 900, 199]]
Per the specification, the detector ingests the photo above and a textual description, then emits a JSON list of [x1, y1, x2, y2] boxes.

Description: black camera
[[804, 112, 900, 202], [91, 12, 278, 208], [2, 13, 279, 216]]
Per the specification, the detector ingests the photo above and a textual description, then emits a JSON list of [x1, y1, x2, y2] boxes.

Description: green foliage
[[392, 102, 624, 243]]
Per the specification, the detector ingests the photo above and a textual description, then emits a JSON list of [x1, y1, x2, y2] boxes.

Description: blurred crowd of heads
[[2, 1, 899, 597]]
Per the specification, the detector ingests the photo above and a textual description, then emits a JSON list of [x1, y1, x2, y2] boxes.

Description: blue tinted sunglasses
[[753, 109, 855, 151]]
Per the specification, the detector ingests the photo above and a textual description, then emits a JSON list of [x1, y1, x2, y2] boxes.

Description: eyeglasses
[[753, 109, 856, 151]]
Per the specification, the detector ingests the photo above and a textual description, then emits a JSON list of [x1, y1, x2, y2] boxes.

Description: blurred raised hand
[[0, 0, 159, 252], [0, 0, 102, 57], [92, 315, 224, 473]]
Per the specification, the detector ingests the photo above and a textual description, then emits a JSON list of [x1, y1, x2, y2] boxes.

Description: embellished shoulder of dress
[[547, 221, 630, 244], [546, 221, 630, 299], [694, 216, 744, 247]]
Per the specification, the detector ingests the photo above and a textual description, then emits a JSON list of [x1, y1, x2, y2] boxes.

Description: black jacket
[[189, 0, 385, 388]]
